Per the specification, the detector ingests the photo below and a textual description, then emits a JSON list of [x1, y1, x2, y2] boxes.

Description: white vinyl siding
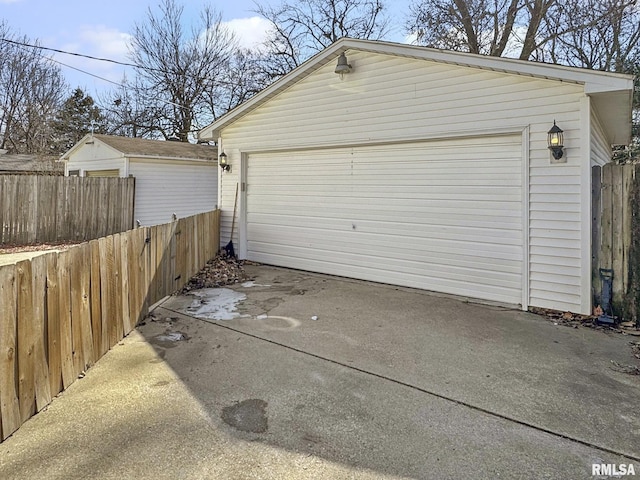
[[246, 136, 523, 304], [64, 140, 124, 175], [128, 161, 217, 226], [219, 50, 588, 313]]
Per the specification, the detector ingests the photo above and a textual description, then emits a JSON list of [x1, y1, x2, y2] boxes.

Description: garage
[[198, 38, 634, 314], [246, 135, 523, 305], [61, 134, 218, 226]]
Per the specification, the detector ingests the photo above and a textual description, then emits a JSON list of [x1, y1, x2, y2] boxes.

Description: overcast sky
[[1, 0, 411, 97]]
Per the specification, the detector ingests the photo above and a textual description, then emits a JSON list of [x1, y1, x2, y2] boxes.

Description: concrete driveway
[[1, 264, 639, 479]]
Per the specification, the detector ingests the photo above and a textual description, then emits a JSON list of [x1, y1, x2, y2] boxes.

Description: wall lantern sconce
[[219, 151, 230, 171], [334, 52, 352, 79], [547, 120, 565, 161]]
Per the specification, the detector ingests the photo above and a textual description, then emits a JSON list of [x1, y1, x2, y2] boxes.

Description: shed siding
[[128, 160, 217, 226], [219, 50, 588, 313]]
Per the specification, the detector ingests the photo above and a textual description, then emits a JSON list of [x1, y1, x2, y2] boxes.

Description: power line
[[1, 36, 245, 88], [2, 35, 257, 119], [0, 37, 162, 72], [11, 40, 193, 112], [47, 56, 126, 88]]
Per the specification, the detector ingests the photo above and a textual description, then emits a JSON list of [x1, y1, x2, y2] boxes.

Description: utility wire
[[2, 36, 245, 129], [0, 37, 163, 72], [9, 39, 192, 111], [1, 36, 247, 88], [47, 55, 126, 88]]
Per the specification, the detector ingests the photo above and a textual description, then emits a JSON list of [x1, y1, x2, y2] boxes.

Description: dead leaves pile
[[179, 252, 250, 293], [529, 306, 640, 335]]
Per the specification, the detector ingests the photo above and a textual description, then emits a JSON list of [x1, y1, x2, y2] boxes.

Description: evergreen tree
[[51, 88, 105, 153]]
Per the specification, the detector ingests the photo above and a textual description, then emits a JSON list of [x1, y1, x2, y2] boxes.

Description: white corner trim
[[580, 96, 593, 315], [521, 125, 531, 311], [239, 152, 248, 260]]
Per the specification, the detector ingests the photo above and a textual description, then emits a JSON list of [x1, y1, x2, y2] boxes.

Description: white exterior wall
[[218, 50, 589, 313], [128, 159, 217, 226], [63, 140, 125, 176]]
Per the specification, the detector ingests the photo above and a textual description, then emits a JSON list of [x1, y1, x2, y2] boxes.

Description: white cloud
[[222, 16, 271, 50], [54, 26, 133, 90], [76, 25, 132, 60]]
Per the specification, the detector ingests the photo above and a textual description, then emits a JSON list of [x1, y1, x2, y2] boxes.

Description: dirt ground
[[0, 241, 79, 255]]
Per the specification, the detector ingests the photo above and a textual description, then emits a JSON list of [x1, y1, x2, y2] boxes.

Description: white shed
[[61, 134, 218, 226], [198, 38, 634, 315]]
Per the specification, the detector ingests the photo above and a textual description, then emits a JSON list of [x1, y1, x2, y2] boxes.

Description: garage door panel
[[246, 135, 523, 305], [249, 212, 523, 231], [248, 226, 524, 262], [249, 195, 523, 214], [248, 186, 521, 202], [251, 160, 521, 172], [248, 203, 522, 220], [249, 241, 521, 286], [248, 250, 521, 305], [249, 239, 522, 275], [248, 221, 522, 246]]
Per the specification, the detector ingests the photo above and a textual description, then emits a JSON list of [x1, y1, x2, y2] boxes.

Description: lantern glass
[[547, 121, 564, 148]]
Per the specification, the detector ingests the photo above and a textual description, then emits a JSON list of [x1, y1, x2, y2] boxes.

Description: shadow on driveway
[[143, 265, 640, 478], [1, 264, 638, 479]]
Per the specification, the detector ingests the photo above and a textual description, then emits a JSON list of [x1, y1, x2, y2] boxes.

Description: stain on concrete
[[183, 288, 248, 321], [221, 399, 268, 433], [149, 331, 190, 348], [255, 315, 301, 331], [251, 297, 283, 313]]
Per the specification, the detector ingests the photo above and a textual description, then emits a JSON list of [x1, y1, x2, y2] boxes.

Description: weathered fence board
[[593, 164, 639, 320], [30, 255, 51, 413], [0, 265, 20, 440], [57, 250, 74, 390], [46, 254, 62, 398], [0, 175, 134, 245], [0, 209, 220, 441]]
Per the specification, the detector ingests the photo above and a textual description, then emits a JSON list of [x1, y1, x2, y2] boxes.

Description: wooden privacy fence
[[0, 209, 220, 441], [0, 175, 135, 245], [592, 164, 639, 320]]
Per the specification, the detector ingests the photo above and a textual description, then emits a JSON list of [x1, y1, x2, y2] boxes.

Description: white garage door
[[246, 135, 523, 305]]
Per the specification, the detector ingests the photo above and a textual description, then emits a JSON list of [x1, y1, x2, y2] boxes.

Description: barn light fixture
[[334, 52, 352, 79], [547, 120, 565, 160], [219, 151, 230, 171]]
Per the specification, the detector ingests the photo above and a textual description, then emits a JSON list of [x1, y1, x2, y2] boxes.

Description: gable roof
[[60, 134, 217, 162], [198, 37, 634, 145]]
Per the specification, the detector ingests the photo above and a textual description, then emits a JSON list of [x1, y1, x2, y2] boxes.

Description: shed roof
[[0, 153, 63, 174], [198, 38, 634, 145], [61, 134, 217, 162]]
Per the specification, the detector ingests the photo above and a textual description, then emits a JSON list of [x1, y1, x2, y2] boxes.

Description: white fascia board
[[59, 133, 94, 160], [60, 134, 126, 161], [355, 39, 633, 88], [129, 155, 215, 165]]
